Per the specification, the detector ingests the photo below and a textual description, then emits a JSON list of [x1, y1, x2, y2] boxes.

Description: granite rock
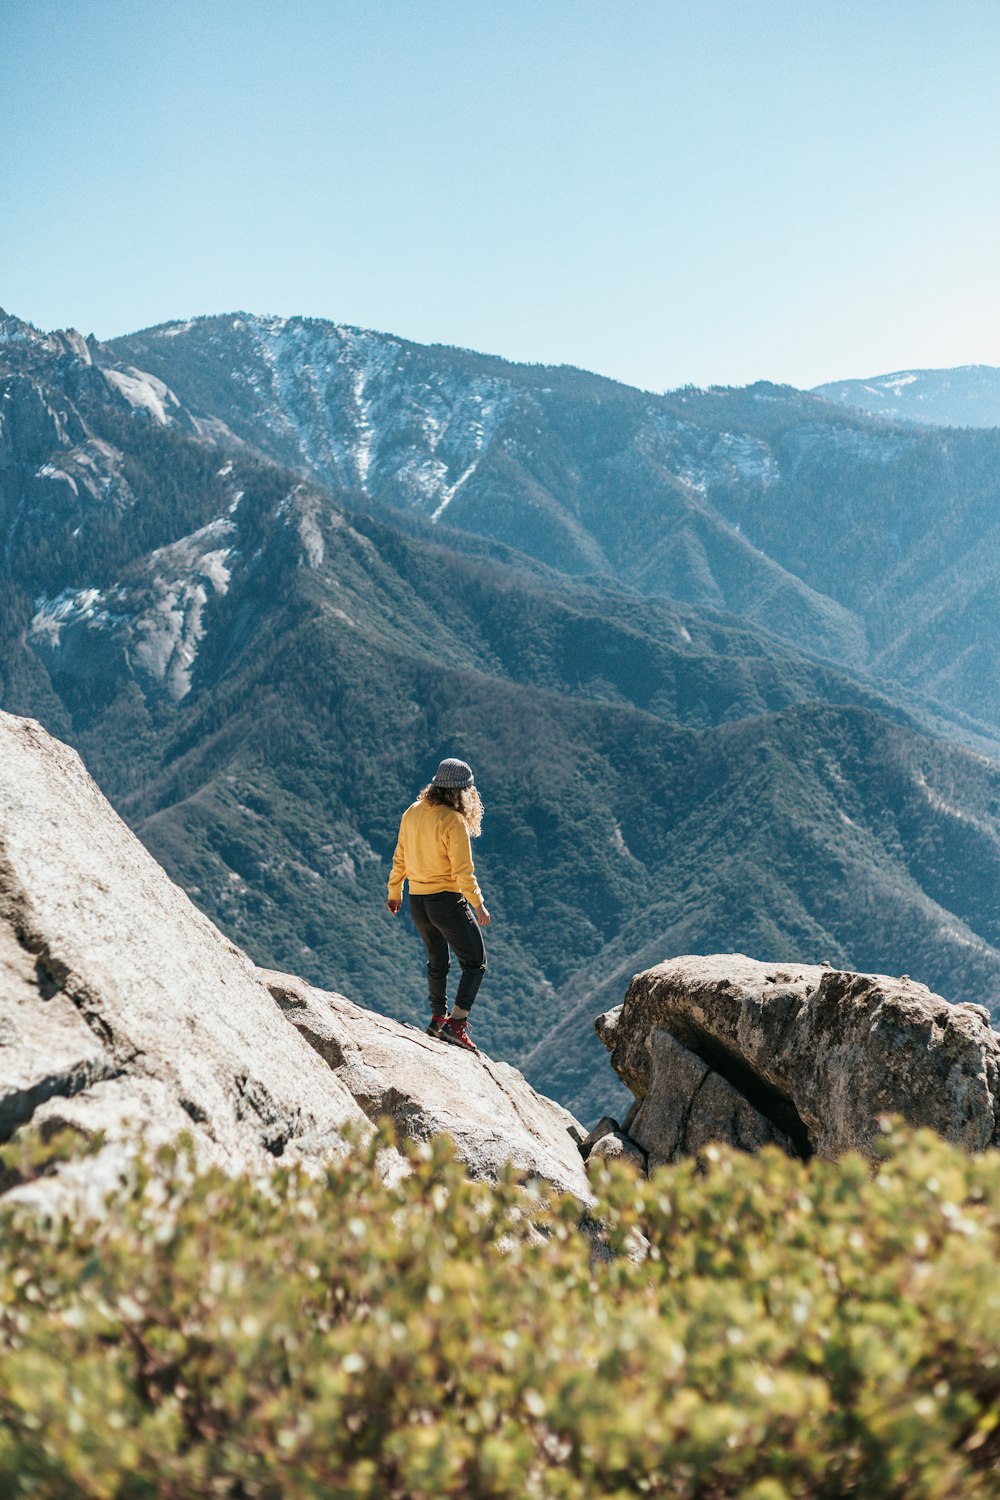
[[597, 953, 1000, 1162], [0, 712, 590, 1208], [0, 713, 371, 1207], [262, 969, 591, 1201]]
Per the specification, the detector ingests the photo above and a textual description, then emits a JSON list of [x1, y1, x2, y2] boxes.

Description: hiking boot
[[442, 1016, 478, 1053], [426, 1013, 450, 1038]]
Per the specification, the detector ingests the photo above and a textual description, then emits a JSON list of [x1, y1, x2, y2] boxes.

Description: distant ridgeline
[[814, 363, 1000, 428], [2, 305, 1000, 1119]]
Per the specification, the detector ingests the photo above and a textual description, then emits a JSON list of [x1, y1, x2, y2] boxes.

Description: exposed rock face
[[0, 713, 370, 1203], [0, 712, 588, 1205], [597, 954, 1000, 1166], [627, 1029, 796, 1171], [28, 515, 239, 704], [262, 970, 590, 1200], [579, 1116, 646, 1173]]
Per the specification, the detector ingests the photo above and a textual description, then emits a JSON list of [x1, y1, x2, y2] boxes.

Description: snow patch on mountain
[[406, 380, 508, 518], [337, 326, 400, 490], [229, 318, 394, 490], [874, 374, 920, 395], [646, 413, 779, 493], [34, 463, 80, 496], [30, 587, 121, 649], [701, 431, 779, 488], [352, 365, 373, 486], [0, 322, 38, 348], [396, 452, 449, 504], [185, 314, 517, 512], [431, 462, 478, 523]]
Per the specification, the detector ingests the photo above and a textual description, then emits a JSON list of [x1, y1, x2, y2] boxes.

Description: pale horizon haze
[[3, 0, 1000, 393]]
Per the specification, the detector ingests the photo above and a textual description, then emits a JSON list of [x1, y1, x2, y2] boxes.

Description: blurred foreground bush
[[2, 1124, 1000, 1498]]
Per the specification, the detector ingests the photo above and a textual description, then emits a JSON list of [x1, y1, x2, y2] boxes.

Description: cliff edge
[[0, 712, 589, 1206]]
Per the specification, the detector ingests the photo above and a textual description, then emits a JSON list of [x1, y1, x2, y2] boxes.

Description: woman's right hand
[[475, 904, 491, 927]]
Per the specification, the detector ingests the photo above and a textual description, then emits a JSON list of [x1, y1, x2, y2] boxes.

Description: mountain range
[[3, 305, 1000, 1121], [815, 364, 1000, 428], [110, 316, 1000, 738]]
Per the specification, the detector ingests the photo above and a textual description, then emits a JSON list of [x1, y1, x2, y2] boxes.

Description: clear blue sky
[[3, 0, 999, 391]]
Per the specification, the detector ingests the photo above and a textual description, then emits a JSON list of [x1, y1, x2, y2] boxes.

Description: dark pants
[[409, 891, 487, 1013]]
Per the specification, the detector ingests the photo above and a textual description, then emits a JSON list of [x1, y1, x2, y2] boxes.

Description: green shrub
[[1, 1125, 999, 1498]]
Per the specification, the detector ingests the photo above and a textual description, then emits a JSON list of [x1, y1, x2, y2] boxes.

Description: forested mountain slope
[[112, 313, 1000, 737], [3, 306, 1000, 1122]]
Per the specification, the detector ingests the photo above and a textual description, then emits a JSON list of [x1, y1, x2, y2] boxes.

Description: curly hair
[[418, 782, 484, 838]]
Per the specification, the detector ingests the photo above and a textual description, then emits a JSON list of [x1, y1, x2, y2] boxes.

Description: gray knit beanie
[[431, 757, 475, 789]]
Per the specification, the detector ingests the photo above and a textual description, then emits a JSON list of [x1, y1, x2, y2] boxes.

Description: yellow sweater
[[388, 800, 484, 908]]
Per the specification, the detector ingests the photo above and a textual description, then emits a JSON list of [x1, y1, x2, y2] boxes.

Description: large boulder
[[0, 713, 371, 1205], [261, 970, 590, 1200], [625, 1029, 798, 1172], [597, 953, 1000, 1164], [0, 713, 588, 1206]]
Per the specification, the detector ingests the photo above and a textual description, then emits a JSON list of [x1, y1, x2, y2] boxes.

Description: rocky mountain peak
[[0, 308, 93, 370], [0, 308, 46, 348]]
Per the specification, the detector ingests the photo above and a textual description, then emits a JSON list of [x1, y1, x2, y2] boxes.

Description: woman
[[387, 758, 491, 1053]]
